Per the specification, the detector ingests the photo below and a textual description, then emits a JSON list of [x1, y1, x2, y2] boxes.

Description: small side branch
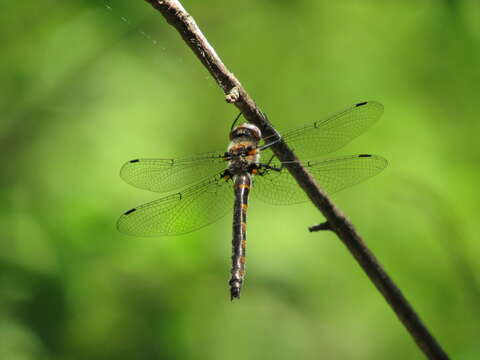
[[143, 1, 449, 359], [309, 222, 332, 232]]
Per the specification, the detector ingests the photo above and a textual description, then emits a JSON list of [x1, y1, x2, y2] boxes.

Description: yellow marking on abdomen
[[241, 203, 248, 211], [240, 256, 246, 264], [237, 184, 250, 189], [241, 240, 246, 249], [241, 222, 247, 232]]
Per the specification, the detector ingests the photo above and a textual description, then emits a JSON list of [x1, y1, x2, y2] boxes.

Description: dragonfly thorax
[[228, 123, 262, 176]]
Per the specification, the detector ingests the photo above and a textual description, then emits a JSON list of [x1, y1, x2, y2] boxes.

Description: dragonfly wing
[[117, 172, 233, 236], [120, 152, 228, 194], [262, 101, 383, 160], [252, 154, 388, 205]]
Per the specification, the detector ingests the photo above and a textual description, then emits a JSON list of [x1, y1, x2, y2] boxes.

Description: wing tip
[[354, 154, 389, 172], [358, 154, 389, 169], [116, 209, 137, 234], [116, 209, 147, 237], [119, 159, 141, 180]]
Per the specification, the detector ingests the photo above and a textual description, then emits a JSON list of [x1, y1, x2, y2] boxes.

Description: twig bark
[[142, 1, 449, 359]]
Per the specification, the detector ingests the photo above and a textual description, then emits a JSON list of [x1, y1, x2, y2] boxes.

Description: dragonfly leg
[[256, 163, 283, 176], [258, 114, 282, 151], [255, 150, 282, 175], [230, 112, 243, 132], [222, 151, 231, 161], [258, 139, 281, 151], [265, 153, 276, 167], [258, 132, 282, 151], [220, 169, 234, 181]]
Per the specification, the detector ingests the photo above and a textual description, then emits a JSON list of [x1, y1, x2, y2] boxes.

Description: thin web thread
[[104, 0, 165, 48]]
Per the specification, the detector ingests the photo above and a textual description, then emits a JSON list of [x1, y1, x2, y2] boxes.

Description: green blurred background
[[1, 0, 479, 359]]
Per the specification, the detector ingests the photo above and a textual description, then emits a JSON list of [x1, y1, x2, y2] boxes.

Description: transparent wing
[[120, 152, 228, 194], [262, 101, 384, 161], [117, 172, 233, 236], [252, 154, 388, 205]]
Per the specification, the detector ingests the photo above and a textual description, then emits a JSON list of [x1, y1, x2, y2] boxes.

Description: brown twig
[[309, 222, 332, 232], [142, 1, 449, 359]]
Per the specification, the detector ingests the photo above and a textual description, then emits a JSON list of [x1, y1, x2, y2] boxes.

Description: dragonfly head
[[230, 123, 262, 144]]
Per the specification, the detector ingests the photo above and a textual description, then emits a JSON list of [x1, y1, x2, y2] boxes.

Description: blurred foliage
[[1, 0, 479, 359]]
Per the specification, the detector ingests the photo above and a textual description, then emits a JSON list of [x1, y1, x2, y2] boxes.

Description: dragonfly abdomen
[[230, 173, 251, 300]]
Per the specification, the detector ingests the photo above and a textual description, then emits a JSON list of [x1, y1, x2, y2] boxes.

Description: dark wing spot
[[358, 154, 372, 158], [124, 208, 136, 215], [356, 101, 368, 107], [129, 159, 140, 163]]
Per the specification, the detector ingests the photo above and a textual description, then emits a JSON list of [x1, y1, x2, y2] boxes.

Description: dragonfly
[[117, 101, 388, 300]]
